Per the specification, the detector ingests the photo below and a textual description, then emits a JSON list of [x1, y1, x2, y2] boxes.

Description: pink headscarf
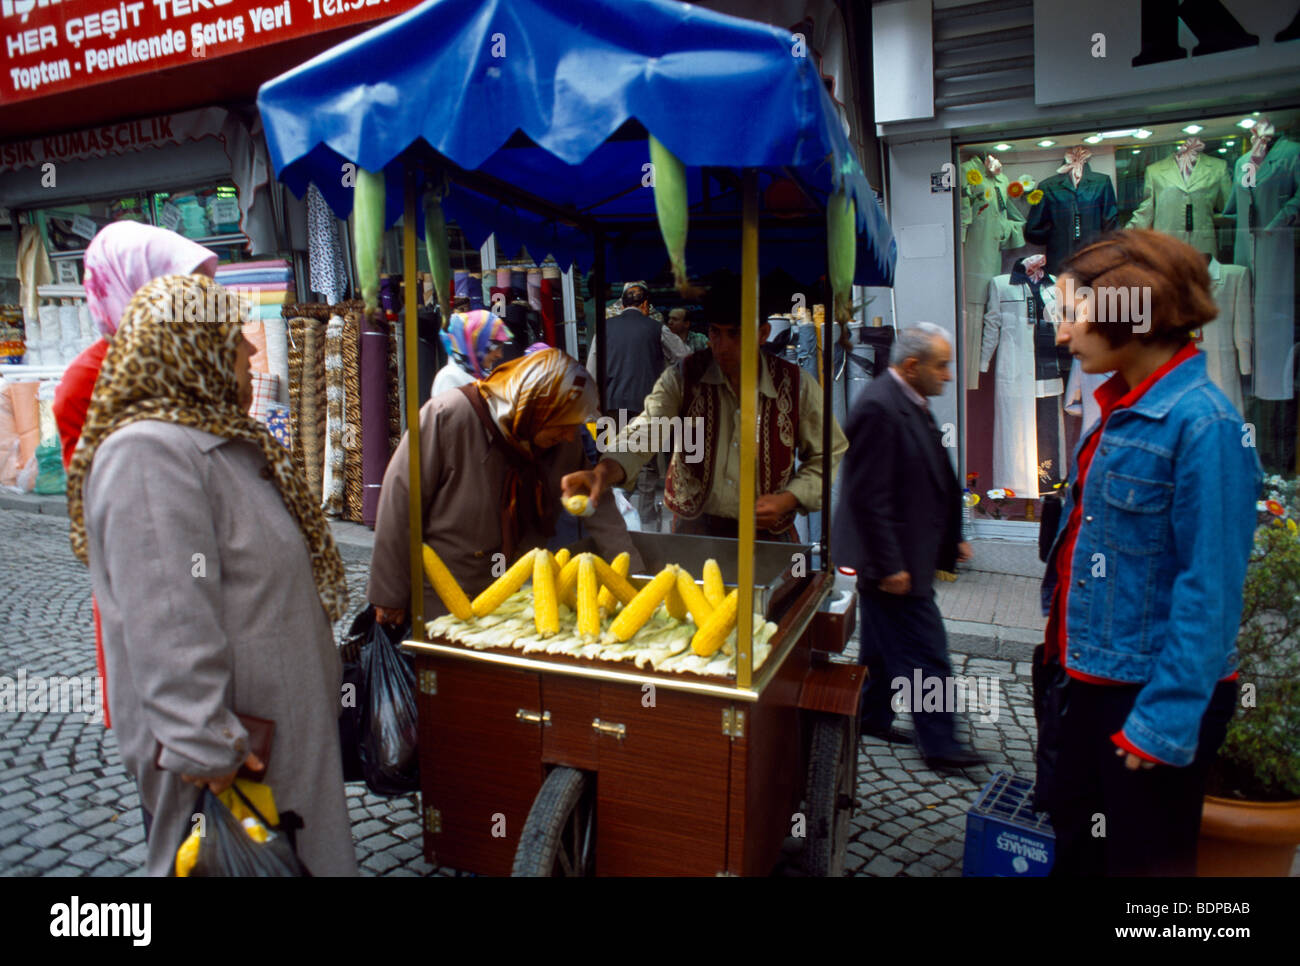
[[83, 223, 218, 337]]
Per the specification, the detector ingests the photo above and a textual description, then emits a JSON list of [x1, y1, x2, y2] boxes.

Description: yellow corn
[[533, 550, 559, 637], [597, 551, 630, 611], [691, 588, 738, 656], [592, 553, 638, 607], [576, 554, 601, 637], [702, 558, 725, 608], [553, 548, 571, 569], [607, 566, 676, 642], [555, 556, 580, 609], [664, 566, 688, 620], [471, 548, 538, 617], [422, 543, 472, 620], [675, 569, 714, 626]]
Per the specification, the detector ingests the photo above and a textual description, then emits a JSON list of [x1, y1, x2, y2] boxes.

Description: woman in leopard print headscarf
[[67, 273, 357, 876]]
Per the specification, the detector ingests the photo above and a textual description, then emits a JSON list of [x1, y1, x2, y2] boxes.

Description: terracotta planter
[[1198, 795, 1300, 876]]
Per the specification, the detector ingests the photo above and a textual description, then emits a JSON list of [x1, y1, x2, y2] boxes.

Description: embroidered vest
[[664, 349, 799, 527]]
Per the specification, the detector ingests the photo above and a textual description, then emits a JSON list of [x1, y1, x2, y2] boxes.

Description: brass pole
[[737, 170, 759, 689], [404, 170, 425, 635]]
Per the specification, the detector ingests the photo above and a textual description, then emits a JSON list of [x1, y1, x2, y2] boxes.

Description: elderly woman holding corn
[[368, 349, 640, 627]]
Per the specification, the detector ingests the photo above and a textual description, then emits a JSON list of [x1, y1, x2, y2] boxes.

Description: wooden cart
[[256, 0, 896, 877]]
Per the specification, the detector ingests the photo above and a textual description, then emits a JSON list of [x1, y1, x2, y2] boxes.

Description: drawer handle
[[516, 709, 551, 726], [591, 717, 626, 740]]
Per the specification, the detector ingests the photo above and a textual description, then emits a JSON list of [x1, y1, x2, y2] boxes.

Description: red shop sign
[[1, 0, 424, 105]]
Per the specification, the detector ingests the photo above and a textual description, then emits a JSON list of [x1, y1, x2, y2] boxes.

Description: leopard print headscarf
[[67, 273, 348, 622]]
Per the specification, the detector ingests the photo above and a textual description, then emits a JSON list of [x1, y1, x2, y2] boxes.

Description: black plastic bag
[[351, 607, 420, 796], [338, 608, 376, 783], [187, 786, 310, 877]]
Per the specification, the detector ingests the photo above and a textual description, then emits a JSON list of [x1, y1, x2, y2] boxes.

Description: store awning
[[257, 0, 895, 286]]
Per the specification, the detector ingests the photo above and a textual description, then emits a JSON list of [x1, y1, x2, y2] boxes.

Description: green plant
[[1207, 479, 1300, 801]]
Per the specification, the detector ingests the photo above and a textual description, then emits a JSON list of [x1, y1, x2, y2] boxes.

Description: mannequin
[[1024, 146, 1119, 273], [980, 255, 1067, 495], [1223, 117, 1300, 471], [1126, 138, 1232, 254], [1197, 253, 1252, 414], [961, 154, 1026, 389]]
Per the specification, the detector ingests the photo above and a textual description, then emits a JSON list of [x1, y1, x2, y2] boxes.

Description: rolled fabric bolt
[[489, 286, 511, 318], [527, 269, 542, 311], [468, 273, 485, 310], [496, 268, 512, 289], [541, 264, 561, 280], [539, 275, 557, 346], [453, 270, 470, 298], [510, 270, 527, 296]]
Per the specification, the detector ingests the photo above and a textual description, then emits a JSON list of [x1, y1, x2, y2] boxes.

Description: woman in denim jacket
[[1037, 229, 1262, 876]]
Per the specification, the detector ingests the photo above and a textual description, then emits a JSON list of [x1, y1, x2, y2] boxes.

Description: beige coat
[[83, 421, 357, 876], [368, 388, 640, 618]]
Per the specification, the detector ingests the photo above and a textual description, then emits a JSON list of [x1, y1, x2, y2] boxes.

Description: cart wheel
[[512, 766, 595, 877], [804, 713, 855, 876]]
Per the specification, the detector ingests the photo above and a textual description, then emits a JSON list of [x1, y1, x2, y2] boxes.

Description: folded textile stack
[[216, 260, 295, 323]]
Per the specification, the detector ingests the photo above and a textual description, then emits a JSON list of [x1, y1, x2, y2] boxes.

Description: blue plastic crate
[[963, 771, 1055, 877]]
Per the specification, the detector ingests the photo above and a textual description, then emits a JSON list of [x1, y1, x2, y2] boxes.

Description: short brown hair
[[1058, 229, 1218, 348]]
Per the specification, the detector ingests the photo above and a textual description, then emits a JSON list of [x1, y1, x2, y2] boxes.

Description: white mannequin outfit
[[1198, 258, 1252, 414], [980, 259, 1065, 496]]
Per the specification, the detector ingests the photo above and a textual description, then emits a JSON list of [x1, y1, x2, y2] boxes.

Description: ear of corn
[[422, 543, 472, 620], [532, 550, 559, 637], [675, 569, 714, 626], [664, 567, 688, 620], [353, 167, 386, 313], [607, 566, 676, 642], [648, 134, 697, 297], [555, 556, 581, 609], [423, 183, 452, 323], [828, 188, 857, 324], [592, 554, 638, 607], [702, 558, 725, 608], [691, 588, 739, 656], [575, 554, 601, 638], [553, 548, 571, 570], [597, 551, 630, 612], [471, 548, 538, 618]]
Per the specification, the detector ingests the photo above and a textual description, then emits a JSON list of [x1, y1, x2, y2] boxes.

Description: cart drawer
[[415, 655, 543, 876]]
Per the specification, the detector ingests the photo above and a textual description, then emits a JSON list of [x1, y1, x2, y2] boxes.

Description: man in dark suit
[[834, 323, 985, 769]]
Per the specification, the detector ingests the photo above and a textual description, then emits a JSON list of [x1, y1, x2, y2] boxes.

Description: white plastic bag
[[612, 488, 641, 532]]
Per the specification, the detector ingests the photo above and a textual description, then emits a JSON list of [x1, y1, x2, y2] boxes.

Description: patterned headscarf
[[1058, 146, 1093, 188], [442, 309, 510, 379], [83, 222, 218, 337], [67, 274, 348, 622], [475, 348, 598, 459], [1175, 137, 1205, 180], [1249, 117, 1276, 167]]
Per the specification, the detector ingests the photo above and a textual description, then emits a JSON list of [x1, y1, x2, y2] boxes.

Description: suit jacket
[[1126, 153, 1230, 254], [592, 308, 666, 416], [833, 372, 963, 597], [1023, 162, 1119, 273]]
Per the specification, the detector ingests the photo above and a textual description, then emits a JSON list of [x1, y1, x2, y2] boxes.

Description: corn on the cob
[[592, 554, 638, 607], [691, 588, 739, 656], [664, 567, 688, 620], [353, 167, 386, 313], [828, 188, 857, 324], [422, 543, 472, 620], [471, 548, 537, 618], [575, 554, 601, 638], [702, 558, 725, 608], [553, 548, 571, 569], [648, 135, 698, 297], [597, 551, 630, 611], [555, 556, 580, 609], [532, 550, 559, 637], [423, 181, 452, 324], [607, 566, 676, 642], [675, 569, 714, 626]]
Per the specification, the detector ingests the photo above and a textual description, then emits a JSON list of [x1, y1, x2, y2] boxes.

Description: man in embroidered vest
[[833, 324, 985, 770], [563, 310, 846, 542]]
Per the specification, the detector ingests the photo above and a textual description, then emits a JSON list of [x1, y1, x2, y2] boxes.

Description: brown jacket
[[368, 388, 640, 618]]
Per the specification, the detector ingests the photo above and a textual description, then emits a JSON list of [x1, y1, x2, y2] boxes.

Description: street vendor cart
[[258, 0, 896, 876]]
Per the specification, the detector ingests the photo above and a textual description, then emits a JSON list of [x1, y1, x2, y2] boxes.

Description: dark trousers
[[855, 581, 962, 758], [1041, 676, 1236, 876]]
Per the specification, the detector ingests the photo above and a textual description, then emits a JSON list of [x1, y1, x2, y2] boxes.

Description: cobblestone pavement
[[3, 506, 1292, 877]]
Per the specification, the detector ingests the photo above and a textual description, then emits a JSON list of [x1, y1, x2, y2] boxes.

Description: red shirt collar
[[1092, 342, 1199, 418]]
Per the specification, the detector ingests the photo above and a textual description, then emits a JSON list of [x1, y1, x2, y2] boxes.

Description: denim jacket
[[1040, 352, 1262, 766]]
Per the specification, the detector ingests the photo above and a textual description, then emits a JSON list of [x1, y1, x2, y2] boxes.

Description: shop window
[[958, 107, 1300, 524]]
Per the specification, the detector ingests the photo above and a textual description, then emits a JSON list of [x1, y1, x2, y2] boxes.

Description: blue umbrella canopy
[[257, 0, 895, 286]]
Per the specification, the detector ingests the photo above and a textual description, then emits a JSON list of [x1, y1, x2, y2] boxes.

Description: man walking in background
[[834, 323, 985, 770], [668, 306, 709, 354]]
